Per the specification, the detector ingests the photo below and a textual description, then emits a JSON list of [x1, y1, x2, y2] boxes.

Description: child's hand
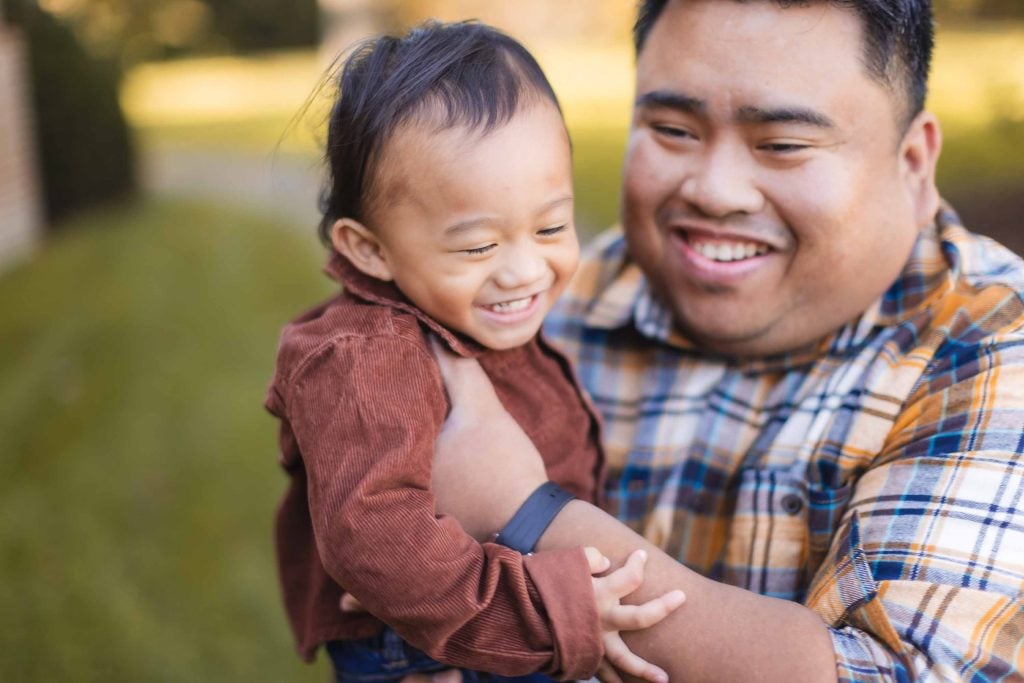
[[586, 547, 685, 683]]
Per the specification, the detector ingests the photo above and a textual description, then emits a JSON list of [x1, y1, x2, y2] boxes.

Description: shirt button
[[781, 494, 804, 516]]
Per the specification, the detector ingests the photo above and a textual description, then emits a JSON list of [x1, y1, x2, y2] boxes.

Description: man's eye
[[462, 244, 496, 255], [653, 124, 692, 139], [760, 142, 809, 154], [538, 224, 568, 237]]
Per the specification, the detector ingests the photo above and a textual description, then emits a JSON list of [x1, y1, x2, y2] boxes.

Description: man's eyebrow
[[736, 105, 835, 128], [635, 90, 706, 114]]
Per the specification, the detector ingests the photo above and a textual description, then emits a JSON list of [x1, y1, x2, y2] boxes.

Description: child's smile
[[333, 101, 579, 350]]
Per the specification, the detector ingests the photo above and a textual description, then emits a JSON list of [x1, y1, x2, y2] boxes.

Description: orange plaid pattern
[[545, 206, 1024, 681]]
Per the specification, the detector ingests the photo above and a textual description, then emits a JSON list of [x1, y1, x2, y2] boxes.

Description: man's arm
[[800, 332, 1024, 682], [433, 329, 1024, 682], [431, 346, 838, 683]]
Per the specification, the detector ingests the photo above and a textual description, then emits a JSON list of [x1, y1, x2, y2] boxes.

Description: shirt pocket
[[806, 481, 855, 582], [723, 469, 855, 600]]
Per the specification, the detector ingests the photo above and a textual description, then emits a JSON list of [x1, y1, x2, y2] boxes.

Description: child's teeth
[[488, 296, 532, 313]]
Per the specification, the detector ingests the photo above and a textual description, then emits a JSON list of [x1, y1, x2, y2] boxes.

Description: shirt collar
[[580, 205, 965, 370], [324, 251, 486, 358]]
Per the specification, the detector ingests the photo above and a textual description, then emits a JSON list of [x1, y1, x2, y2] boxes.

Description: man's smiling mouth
[[688, 236, 770, 262], [675, 228, 777, 263]]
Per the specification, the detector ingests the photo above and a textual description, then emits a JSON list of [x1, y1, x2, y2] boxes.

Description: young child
[[265, 21, 684, 683]]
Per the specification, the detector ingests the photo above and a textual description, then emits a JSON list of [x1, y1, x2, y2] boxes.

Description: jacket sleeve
[[804, 334, 1024, 682], [286, 334, 603, 679]]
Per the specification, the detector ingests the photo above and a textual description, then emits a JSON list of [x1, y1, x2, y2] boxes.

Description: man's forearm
[[537, 501, 838, 683]]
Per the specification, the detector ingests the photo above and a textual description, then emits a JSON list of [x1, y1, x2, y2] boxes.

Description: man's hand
[[430, 338, 548, 540], [586, 548, 685, 683]]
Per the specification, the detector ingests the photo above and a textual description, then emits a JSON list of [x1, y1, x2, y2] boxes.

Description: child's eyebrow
[[444, 218, 493, 237], [443, 195, 573, 236], [536, 194, 573, 216]]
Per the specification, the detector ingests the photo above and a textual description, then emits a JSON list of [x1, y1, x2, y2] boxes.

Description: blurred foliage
[[0, 198, 333, 682], [20, 0, 318, 66], [118, 18, 1023, 238], [934, 0, 1024, 18], [8, 1, 136, 224], [383, 0, 635, 44]]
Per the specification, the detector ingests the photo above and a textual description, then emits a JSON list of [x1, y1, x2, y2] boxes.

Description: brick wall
[[0, 24, 42, 273]]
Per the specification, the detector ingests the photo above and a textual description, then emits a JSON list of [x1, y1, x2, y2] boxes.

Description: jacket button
[[781, 494, 804, 516]]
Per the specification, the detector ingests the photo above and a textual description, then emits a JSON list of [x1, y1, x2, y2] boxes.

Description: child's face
[[363, 102, 578, 350]]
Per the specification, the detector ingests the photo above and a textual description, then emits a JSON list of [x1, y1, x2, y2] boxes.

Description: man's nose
[[494, 243, 546, 289], [678, 143, 764, 217]]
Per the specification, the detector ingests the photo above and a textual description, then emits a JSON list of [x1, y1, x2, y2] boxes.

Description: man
[[428, 0, 1024, 681]]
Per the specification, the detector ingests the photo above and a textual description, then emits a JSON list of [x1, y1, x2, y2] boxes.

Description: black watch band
[[493, 482, 575, 554]]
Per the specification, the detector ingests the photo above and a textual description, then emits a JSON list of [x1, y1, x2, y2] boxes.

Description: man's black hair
[[318, 20, 562, 242], [633, 0, 934, 125]]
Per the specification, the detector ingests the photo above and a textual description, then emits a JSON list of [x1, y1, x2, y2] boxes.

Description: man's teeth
[[486, 296, 533, 313], [691, 239, 769, 262]]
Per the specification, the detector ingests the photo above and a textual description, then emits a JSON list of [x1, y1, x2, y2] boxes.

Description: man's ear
[[330, 218, 394, 281], [899, 111, 942, 230]]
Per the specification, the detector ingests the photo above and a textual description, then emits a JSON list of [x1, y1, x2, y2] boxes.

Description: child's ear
[[330, 218, 394, 281]]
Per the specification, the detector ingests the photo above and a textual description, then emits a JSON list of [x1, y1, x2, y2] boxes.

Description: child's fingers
[[603, 633, 669, 683], [599, 549, 647, 598], [584, 546, 612, 575], [603, 589, 686, 631], [594, 659, 626, 683]]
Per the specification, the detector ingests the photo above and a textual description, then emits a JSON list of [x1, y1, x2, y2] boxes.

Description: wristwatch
[[491, 481, 575, 554]]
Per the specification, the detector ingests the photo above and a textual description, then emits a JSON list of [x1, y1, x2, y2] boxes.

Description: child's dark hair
[[318, 20, 563, 242]]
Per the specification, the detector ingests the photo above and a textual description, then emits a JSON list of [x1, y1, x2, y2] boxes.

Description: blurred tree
[[25, 0, 318, 67], [207, 0, 318, 52], [7, 0, 136, 225]]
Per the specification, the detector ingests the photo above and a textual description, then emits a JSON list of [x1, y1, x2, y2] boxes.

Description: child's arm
[[343, 546, 684, 683], [285, 335, 624, 679]]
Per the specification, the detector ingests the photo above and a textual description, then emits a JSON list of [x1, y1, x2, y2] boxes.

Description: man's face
[[623, 0, 939, 357]]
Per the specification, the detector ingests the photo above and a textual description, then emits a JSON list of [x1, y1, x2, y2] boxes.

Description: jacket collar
[[324, 251, 486, 358]]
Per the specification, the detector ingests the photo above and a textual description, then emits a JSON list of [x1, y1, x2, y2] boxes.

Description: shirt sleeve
[[804, 334, 1024, 682], [286, 334, 603, 679]]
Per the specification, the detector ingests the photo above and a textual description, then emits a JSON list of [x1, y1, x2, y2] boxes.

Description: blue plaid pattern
[[545, 206, 1024, 681]]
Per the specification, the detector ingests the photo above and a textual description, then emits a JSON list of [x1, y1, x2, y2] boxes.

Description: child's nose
[[494, 245, 546, 289]]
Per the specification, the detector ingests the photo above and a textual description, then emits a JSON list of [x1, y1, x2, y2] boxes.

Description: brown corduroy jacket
[[264, 253, 606, 678]]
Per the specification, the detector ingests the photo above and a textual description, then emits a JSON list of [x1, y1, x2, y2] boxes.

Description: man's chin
[[674, 314, 788, 358]]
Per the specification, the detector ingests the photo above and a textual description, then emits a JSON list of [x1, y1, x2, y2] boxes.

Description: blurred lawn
[[122, 23, 1024, 233], [0, 200, 332, 681]]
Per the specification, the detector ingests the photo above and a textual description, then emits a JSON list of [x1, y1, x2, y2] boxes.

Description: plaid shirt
[[545, 206, 1024, 682]]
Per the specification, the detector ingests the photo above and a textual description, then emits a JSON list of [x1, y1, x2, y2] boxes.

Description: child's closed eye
[[538, 224, 568, 237], [461, 243, 497, 255]]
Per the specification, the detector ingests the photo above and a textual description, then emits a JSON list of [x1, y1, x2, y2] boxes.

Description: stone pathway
[[140, 145, 323, 230]]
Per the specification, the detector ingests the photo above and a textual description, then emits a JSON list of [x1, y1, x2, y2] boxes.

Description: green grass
[[0, 200, 334, 681]]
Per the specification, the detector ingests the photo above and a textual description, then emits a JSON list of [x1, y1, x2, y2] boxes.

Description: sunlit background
[[1, 1, 1022, 680]]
